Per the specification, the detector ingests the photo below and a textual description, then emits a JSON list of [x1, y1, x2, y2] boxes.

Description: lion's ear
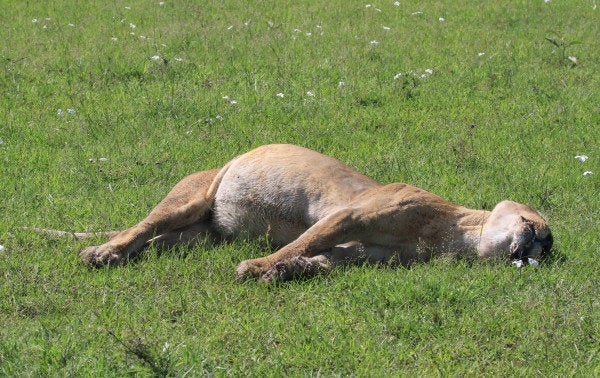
[[519, 216, 535, 229]]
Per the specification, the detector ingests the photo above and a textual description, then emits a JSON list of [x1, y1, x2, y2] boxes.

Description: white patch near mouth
[[512, 258, 539, 268]]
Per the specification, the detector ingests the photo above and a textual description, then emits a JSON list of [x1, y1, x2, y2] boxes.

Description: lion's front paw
[[260, 261, 291, 284], [260, 256, 330, 283], [79, 245, 125, 267], [236, 259, 270, 281]]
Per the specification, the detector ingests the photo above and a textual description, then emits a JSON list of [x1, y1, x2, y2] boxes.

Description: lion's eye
[[526, 221, 534, 230]]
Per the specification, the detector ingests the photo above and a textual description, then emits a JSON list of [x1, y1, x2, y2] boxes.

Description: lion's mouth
[[509, 229, 553, 262]]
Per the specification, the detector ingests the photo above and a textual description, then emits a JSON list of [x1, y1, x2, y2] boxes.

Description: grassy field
[[1, 0, 599, 375]]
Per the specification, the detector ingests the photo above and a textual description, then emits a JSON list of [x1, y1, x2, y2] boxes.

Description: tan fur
[[77, 144, 552, 282]]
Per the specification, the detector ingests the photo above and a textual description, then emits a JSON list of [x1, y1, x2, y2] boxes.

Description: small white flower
[[583, 171, 593, 176], [0, 245, 5, 252], [151, 55, 161, 60], [222, 95, 230, 100], [99, 157, 108, 162], [424, 68, 433, 74], [394, 1, 400, 5], [276, 93, 285, 98], [568, 56, 578, 64], [227, 25, 233, 30], [0, 140, 3, 145], [125, 6, 131, 10], [159, 1, 165, 5], [306, 32, 312, 36], [575, 155, 589, 162], [478, 52, 486, 56], [412, 11, 423, 15], [43, 25, 47, 29], [111, 37, 118, 41], [512, 258, 538, 268], [32, 18, 38, 23], [382, 26, 391, 30], [439, 17, 445, 22], [215, 115, 224, 121], [394, 73, 402, 79], [174, 57, 183, 62], [293, 28, 301, 33], [68, 23, 75, 27], [528, 258, 539, 266], [370, 40, 379, 46], [244, 20, 251, 26], [306, 91, 315, 97], [139, 35, 147, 39], [544, 0, 550, 3], [129, 23, 136, 28], [67, 108, 75, 115], [230, 100, 237, 105], [375, 8, 382, 12], [58, 109, 64, 116], [339, 81, 346, 87], [365, 4, 372, 8]]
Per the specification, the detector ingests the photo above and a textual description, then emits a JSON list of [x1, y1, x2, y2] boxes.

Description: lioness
[[78, 144, 552, 282]]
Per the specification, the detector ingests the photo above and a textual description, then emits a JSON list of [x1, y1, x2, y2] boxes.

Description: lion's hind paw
[[79, 245, 124, 268]]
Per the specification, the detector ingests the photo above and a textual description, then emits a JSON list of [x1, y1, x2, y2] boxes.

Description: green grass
[[1, 0, 599, 375]]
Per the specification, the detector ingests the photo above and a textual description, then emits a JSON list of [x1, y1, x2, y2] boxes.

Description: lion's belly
[[211, 164, 319, 246], [212, 198, 309, 246], [210, 144, 380, 245]]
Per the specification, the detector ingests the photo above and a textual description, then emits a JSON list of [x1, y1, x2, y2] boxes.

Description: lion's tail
[[22, 227, 119, 239], [22, 159, 239, 241]]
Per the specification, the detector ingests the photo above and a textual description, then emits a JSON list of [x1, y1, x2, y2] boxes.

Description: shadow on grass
[[541, 246, 568, 265], [106, 328, 175, 377]]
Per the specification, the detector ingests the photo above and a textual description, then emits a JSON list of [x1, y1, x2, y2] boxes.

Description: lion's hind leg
[[146, 222, 220, 251], [80, 169, 221, 267]]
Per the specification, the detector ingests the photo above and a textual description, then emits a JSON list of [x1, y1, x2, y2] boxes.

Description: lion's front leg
[[236, 209, 359, 280]]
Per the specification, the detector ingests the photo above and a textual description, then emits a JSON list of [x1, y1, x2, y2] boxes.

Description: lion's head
[[479, 200, 553, 261]]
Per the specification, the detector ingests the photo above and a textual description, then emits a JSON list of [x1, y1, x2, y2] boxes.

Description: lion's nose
[[540, 232, 553, 257], [509, 244, 529, 260]]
